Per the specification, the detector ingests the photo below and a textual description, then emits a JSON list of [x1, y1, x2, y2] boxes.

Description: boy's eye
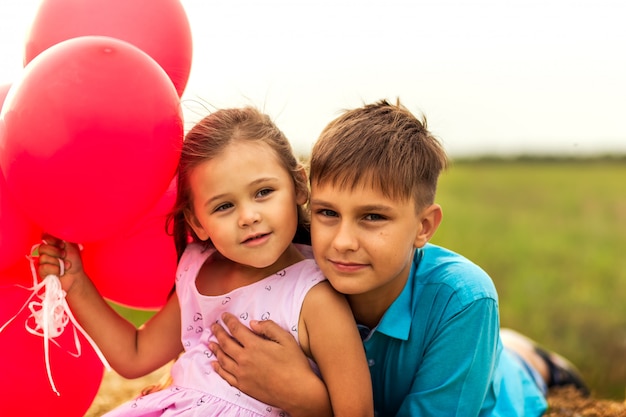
[[317, 209, 338, 218], [364, 213, 385, 221]]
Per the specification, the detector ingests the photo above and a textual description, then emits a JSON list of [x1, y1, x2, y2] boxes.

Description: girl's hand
[[37, 234, 87, 294]]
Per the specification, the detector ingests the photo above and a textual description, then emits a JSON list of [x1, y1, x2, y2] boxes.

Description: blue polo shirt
[[360, 244, 547, 417]]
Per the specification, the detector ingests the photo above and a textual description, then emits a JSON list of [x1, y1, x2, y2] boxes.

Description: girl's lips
[[242, 232, 270, 246]]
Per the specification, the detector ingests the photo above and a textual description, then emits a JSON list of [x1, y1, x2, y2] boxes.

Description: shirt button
[[368, 359, 375, 367]]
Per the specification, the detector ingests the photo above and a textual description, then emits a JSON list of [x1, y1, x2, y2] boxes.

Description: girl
[[37, 107, 373, 417]]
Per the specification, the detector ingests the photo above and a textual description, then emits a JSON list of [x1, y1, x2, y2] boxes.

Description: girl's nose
[[238, 205, 261, 227]]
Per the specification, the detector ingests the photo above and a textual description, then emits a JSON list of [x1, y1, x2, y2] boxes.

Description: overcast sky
[[1, 0, 625, 157]]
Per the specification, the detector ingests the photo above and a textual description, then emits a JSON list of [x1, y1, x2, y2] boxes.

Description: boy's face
[[310, 181, 426, 298]]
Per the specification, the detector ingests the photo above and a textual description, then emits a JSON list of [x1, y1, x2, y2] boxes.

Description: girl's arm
[[300, 281, 374, 417], [38, 235, 183, 378]]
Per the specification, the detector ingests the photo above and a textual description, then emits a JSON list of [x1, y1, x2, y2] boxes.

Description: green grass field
[[117, 157, 626, 401], [431, 157, 626, 400]]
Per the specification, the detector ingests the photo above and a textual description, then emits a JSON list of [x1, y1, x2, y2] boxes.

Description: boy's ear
[[295, 166, 309, 206], [184, 209, 210, 241], [414, 204, 443, 248]]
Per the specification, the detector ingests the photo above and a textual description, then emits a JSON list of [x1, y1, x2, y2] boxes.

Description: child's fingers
[[38, 264, 61, 278], [41, 233, 65, 248], [38, 252, 68, 267], [38, 256, 64, 277], [249, 319, 292, 345], [37, 240, 71, 277], [37, 241, 65, 259], [39, 236, 82, 261], [208, 342, 239, 388]]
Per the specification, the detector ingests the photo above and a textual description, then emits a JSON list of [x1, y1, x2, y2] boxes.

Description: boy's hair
[[167, 106, 309, 260], [310, 99, 448, 210]]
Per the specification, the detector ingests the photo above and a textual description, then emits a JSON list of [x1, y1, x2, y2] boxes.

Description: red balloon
[[0, 84, 42, 273], [82, 178, 177, 309], [0, 83, 10, 108], [0, 172, 42, 274], [24, 0, 192, 97], [0, 83, 9, 140], [0, 259, 35, 287], [0, 36, 182, 243], [0, 284, 105, 416], [0, 83, 8, 138]]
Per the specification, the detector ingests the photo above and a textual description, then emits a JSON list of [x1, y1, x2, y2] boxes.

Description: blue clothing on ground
[[359, 243, 548, 417]]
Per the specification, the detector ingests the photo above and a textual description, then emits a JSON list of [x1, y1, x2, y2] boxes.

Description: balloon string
[[0, 243, 111, 396]]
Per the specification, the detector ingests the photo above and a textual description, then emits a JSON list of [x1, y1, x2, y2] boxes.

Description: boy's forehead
[[311, 178, 408, 202], [310, 174, 421, 213], [311, 176, 380, 194], [311, 170, 402, 197]]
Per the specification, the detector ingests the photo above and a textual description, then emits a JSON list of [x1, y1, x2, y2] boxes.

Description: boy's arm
[[396, 298, 499, 417], [209, 313, 334, 417], [301, 281, 374, 417]]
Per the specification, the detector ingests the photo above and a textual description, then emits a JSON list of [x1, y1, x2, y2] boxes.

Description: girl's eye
[[214, 202, 233, 212], [257, 188, 273, 198]]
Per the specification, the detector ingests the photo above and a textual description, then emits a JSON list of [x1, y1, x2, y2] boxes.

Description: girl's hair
[[167, 106, 310, 261], [311, 99, 448, 211]]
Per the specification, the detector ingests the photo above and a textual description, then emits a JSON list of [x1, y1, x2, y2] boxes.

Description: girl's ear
[[184, 209, 210, 241], [295, 166, 309, 206], [414, 204, 443, 248]]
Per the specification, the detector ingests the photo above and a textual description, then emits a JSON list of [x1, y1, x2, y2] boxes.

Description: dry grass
[[545, 387, 626, 417], [85, 365, 171, 417], [86, 368, 626, 417]]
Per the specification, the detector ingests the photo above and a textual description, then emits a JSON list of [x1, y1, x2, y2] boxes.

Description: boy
[[209, 100, 586, 416]]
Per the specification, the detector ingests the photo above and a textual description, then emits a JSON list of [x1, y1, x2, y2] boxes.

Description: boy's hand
[[37, 234, 86, 293], [209, 313, 324, 412]]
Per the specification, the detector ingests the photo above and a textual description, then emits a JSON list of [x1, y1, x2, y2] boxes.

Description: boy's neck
[[345, 273, 409, 329], [347, 296, 388, 330]]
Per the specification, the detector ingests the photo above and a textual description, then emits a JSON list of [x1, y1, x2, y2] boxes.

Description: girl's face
[[187, 140, 307, 270]]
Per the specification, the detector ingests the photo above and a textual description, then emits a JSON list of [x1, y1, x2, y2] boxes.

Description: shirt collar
[[374, 248, 422, 341]]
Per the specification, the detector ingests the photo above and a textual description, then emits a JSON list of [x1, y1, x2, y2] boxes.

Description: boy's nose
[[332, 221, 359, 252]]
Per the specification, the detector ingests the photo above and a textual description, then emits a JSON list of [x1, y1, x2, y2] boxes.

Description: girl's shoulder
[[177, 243, 215, 281], [180, 242, 214, 261], [289, 258, 326, 286]]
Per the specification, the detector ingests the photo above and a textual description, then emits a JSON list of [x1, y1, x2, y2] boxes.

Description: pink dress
[[104, 243, 324, 417]]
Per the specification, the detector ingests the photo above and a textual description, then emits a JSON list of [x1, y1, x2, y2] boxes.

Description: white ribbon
[[0, 243, 111, 396]]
